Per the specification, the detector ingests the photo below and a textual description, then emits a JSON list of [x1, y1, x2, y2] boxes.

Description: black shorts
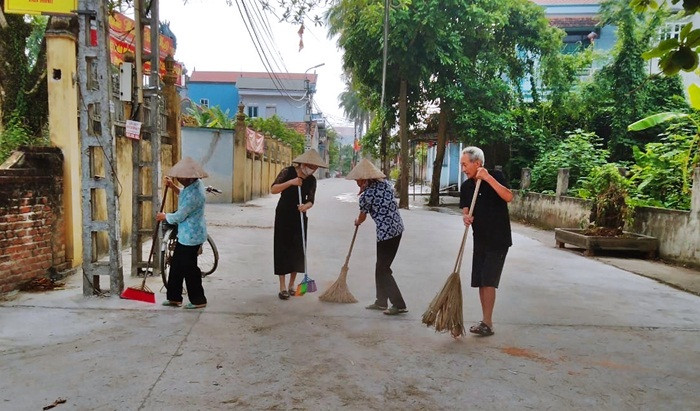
[[471, 246, 508, 288]]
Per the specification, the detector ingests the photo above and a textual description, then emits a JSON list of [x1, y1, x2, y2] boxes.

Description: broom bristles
[[421, 271, 464, 337], [319, 265, 358, 303], [120, 285, 156, 304]]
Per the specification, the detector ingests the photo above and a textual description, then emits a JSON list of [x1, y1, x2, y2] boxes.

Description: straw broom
[[422, 179, 482, 337], [319, 225, 359, 303], [120, 186, 169, 303]]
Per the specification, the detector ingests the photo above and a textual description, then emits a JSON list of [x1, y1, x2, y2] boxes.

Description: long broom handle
[[453, 179, 482, 274], [298, 186, 307, 275], [141, 185, 169, 287], [343, 225, 360, 268]]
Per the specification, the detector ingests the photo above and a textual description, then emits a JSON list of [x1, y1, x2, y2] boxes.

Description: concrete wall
[[181, 127, 235, 203], [509, 168, 700, 267], [182, 119, 292, 204]]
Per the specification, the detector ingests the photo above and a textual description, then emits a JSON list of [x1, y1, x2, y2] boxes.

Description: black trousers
[[374, 234, 406, 309], [166, 242, 207, 305]]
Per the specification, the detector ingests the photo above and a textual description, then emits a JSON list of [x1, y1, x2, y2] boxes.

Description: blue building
[[186, 71, 317, 123]]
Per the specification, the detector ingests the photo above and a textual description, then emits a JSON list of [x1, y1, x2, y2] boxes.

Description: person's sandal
[[288, 286, 296, 297], [162, 300, 182, 307], [278, 290, 289, 300], [365, 303, 388, 311], [469, 321, 494, 336], [184, 303, 206, 309], [383, 306, 408, 315]]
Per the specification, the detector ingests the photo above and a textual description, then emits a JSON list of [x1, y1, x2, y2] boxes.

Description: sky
[[157, 0, 351, 128]]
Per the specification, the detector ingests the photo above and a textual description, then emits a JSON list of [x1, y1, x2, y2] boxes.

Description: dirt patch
[[19, 277, 64, 292], [501, 346, 555, 365]]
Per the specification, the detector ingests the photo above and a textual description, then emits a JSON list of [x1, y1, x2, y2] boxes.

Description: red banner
[[91, 12, 183, 86]]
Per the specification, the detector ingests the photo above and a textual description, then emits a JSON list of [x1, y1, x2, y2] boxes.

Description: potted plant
[[555, 164, 659, 257]]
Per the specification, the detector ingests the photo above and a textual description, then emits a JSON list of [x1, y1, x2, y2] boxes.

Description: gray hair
[[461, 146, 485, 166]]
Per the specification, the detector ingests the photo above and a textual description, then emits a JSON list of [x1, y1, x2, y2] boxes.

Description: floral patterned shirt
[[165, 179, 207, 246], [359, 179, 404, 242]]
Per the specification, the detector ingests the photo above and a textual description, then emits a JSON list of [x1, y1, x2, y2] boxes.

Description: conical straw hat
[[292, 149, 328, 168], [345, 158, 385, 180], [167, 156, 209, 178]]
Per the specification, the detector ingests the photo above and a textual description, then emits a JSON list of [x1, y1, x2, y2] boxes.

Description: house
[[184, 70, 330, 177]]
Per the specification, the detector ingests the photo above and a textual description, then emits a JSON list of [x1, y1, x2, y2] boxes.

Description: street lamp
[[304, 63, 325, 152]]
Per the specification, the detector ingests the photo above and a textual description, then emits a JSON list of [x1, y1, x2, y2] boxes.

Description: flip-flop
[[278, 290, 289, 300], [184, 303, 206, 309], [288, 287, 296, 297]]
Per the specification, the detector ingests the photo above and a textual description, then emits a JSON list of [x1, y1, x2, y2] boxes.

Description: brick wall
[[0, 147, 69, 294]]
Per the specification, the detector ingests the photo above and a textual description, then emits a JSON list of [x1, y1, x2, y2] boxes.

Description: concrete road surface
[[1, 178, 698, 410]]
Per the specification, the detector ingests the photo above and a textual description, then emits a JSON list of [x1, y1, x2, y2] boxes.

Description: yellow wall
[[46, 31, 81, 268]]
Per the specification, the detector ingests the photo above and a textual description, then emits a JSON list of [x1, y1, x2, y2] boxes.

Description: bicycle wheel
[[160, 231, 219, 285], [160, 228, 177, 287], [199, 235, 219, 277]]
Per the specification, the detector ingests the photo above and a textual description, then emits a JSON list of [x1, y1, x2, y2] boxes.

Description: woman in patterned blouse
[[347, 159, 407, 315], [156, 157, 209, 309]]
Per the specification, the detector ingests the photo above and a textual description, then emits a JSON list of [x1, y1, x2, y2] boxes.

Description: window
[[266, 105, 276, 118], [200, 98, 209, 107], [247, 105, 258, 118], [660, 23, 683, 40]]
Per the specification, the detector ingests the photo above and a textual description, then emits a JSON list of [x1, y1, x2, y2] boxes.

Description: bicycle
[[160, 186, 221, 287]]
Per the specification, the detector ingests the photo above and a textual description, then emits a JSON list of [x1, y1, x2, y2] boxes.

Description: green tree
[[0, 4, 49, 161]]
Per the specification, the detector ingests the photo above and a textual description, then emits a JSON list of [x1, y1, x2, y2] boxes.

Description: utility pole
[[76, 0, 124, 296], [304, 63, 324, 152], [131, 0, 163, 277]]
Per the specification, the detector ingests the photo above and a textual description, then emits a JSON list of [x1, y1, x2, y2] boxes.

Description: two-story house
[[184, 70, 329, 175]]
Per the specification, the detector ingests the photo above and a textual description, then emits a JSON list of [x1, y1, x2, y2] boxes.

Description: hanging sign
[[125, 120, 142, 140], [4, 0, 77, 15]]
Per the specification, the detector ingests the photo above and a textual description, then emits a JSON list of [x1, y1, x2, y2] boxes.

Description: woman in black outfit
[[270, 149, 327, 300]]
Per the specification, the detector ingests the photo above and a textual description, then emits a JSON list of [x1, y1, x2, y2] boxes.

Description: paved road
[[1, 178, 699, 410]]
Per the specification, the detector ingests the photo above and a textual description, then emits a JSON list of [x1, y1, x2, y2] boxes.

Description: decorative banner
[[4, 0, 77, 15], [125, 120, 142, 140], [246, 128, 265, 154], [90, 12, 183, 86]]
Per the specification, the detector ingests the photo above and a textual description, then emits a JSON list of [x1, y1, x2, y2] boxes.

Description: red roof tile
[[190, 71, 317, 83], [548, 16, 599, 28], [286, 121, 316, 136]]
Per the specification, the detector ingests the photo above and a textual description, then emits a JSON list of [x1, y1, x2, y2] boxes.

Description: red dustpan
[[120, 187, 169, 303]]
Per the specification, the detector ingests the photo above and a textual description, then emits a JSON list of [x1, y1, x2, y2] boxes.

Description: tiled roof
[[548, 16, 599, 28], [532, 0, 600, 5], [190, 71, 317, 83], [286, 121, 316, 136]]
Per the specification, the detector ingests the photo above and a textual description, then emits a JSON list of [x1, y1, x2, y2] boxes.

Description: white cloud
[[158, 0, 352, 128]]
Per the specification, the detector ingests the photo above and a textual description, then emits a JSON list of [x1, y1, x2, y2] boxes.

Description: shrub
[[530, 129, 609, 192]]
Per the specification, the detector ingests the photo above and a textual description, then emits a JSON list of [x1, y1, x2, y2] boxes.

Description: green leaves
[[689, 83, 700, 109], [628, 112, 690, 131], [642, 19, 700, 75]]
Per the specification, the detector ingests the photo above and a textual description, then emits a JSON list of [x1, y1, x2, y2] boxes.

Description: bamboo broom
[[422, 179, 482, 337], [319, 225, 359, 303]]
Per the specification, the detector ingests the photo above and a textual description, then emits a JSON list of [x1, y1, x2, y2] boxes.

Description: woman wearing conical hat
[[347, 159, 407, 315], [270, 149, 328, 300], [156, 157, 209, 309]]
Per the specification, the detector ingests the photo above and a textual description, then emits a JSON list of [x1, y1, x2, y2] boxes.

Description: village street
[[1, 178, 699, 410]]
